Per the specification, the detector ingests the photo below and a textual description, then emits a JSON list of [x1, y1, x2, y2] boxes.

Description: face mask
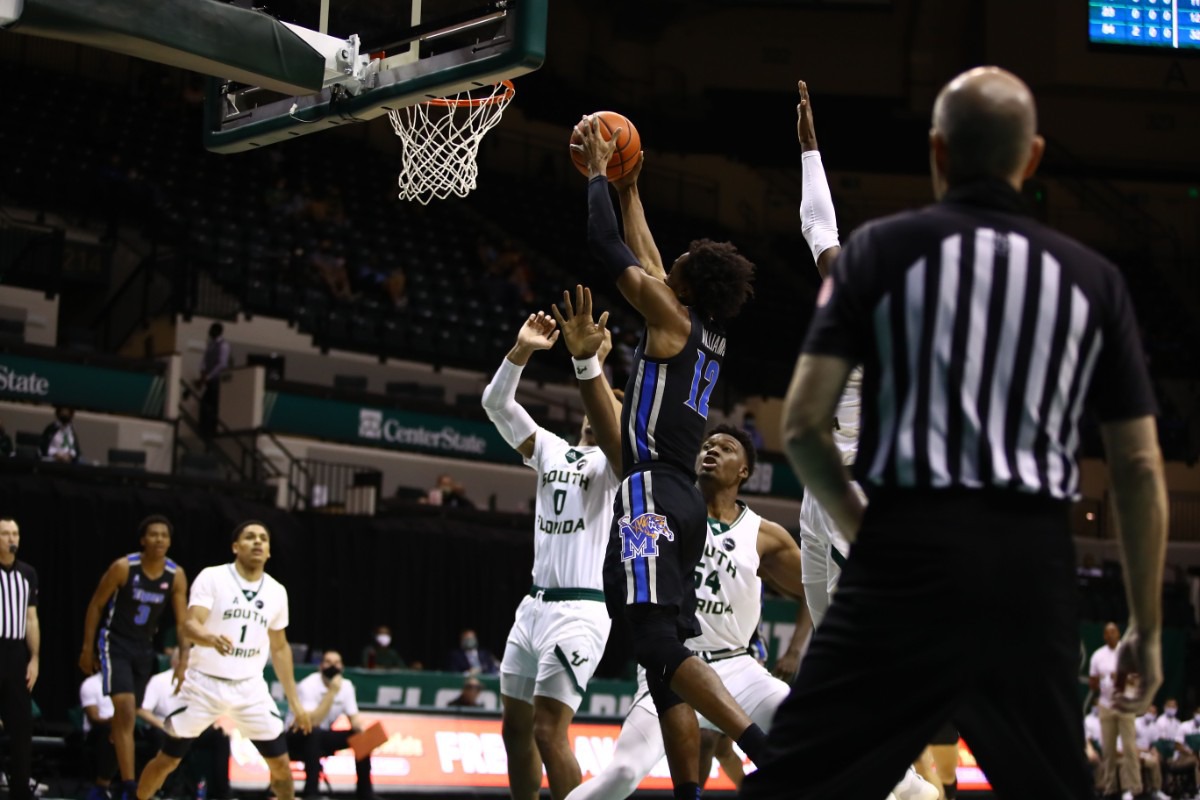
[[321, 665, 342, 680], [462, 637, 478, 650], [376, 634, 391, 648], [1145, 713, 1156, 723], [1167, 708, 1177, 717]]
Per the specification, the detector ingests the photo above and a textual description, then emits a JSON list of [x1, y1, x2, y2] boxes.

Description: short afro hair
[[137, 514, 173, 539], [705, 424, 757, 485], [676, 239, 754, 323]]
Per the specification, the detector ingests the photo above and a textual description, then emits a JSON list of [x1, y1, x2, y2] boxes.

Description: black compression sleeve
[[587, 175, 641, 280]]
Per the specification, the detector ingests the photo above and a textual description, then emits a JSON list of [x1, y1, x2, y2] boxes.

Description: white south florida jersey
[[525, 428, 619, 590], [833, 367, 863, 465], [689, 502, 762, 652], [186, 564, 289, 681]]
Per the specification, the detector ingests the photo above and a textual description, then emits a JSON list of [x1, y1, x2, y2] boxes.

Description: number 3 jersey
[[186, 564, 289, 680], [525, 429, 619, 590], [688, 502, 763, 653], [621, 307, 726, 477], [103, 553, 178, 642]]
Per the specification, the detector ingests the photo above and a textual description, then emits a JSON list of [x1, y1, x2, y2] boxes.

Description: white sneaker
[[1120, 792, 1133, 800], [892, 768, 939, 800], [1153, 791, 1169, 800]]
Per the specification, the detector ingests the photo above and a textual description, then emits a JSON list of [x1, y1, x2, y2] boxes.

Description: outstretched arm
[[1102, 416, 1167, 714], [552, 286, 623, 475], [614, 155, 667, 281], [481, 312, 560, 460], [797, 80, 841, 278], [572, 117, 690, 338]]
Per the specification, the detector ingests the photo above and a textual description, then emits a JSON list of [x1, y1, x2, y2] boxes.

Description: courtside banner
[[0, 352, 165, 417], [262, 390, 521, 464], [227, 711, 991, 793], [227, 710, 737, 793]]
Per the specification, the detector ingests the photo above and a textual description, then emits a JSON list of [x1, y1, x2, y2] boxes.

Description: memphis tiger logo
[[618, 513, 674, 560]]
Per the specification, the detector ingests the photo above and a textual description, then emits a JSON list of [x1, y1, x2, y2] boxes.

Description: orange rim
[[424, 80, 515, 108]]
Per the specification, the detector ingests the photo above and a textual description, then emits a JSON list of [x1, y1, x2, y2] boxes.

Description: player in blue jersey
[[560, 118, 759, 800], [79, 516, 189, 800]]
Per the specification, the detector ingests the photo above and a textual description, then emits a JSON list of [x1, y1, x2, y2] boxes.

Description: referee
[[0, 517, 40, 800], [742, 67, 1167, 799]]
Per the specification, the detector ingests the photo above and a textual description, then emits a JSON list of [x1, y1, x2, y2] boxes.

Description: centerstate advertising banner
[[262, 390, 522, 464], [0, 352, 165, 417]]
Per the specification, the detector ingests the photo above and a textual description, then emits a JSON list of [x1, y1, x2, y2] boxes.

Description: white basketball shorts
[[500, 593, 611, 711], [165, 668, 285, 741]]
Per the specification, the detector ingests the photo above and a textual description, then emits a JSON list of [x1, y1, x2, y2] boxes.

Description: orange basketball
[[570, 111, 641, 182]]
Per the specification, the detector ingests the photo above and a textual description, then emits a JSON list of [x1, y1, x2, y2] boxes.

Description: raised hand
[[797, 80, 818, 152], [570, 115, 621, 180], [515, 311, 560, 353], [612, 150, 645, 192], [551, 285, 610, 361], [1112, 628, 1162, 714]]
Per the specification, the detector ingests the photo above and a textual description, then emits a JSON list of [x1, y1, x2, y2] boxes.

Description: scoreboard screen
[[1089, 1, 1200, 49]]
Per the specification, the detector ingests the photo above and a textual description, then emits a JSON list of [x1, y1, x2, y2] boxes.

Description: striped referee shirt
[[804, 179, 1156, 500], [0, 559, 38, 640]]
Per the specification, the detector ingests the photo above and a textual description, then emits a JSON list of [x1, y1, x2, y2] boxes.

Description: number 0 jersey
[[103, 553, 178, 642], [525, 429, 619, 590], [689, 502, 763, 653], [186, 564, 289, 681], [621, 307, 726, 477]]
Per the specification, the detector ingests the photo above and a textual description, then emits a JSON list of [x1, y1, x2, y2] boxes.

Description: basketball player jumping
[[794, 80, 940, 800], [562, 116, 762, 800], [79, 515, 189, 800], [135, 521, 311, 800], [554, 418, 805, 800], [481, 311, 621, 800]]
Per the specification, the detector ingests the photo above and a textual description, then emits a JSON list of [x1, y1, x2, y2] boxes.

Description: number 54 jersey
[[186, 564, 289, 680]]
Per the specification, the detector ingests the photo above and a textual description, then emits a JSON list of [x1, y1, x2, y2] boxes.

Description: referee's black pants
[[741, 489, 1093, 800], [0, 641, 32, 800]]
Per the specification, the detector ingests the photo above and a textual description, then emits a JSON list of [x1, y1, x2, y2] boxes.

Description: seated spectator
[[287, 650, 379, 800], [742, 412, 766, 452], [1156, 698, 1198, 789], [360, 626, 404, 670], [447, 629, 498, 676], [383, 266, 408, 310], [41, 406, 80, 463], [139, 652, 231, 800], [1135, 704, 1169, 800], [446, 677, 485, 709], [429, 474, 473, 509], [80, 672, 116, 800], [311, 239, 353, 302], [1176, 708, 1200, 791]]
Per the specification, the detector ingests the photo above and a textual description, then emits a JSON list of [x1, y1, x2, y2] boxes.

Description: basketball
[[570, 111, 641, 182]]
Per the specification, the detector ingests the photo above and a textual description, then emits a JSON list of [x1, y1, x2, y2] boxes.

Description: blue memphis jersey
[[102, 553, 177, 642], [620, 308, 727, 476]]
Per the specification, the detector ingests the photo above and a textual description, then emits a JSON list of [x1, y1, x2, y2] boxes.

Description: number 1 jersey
[[186, 564, 289, 680]]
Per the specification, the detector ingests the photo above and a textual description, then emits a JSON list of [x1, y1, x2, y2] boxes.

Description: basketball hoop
[[387, 80, 515, 204]]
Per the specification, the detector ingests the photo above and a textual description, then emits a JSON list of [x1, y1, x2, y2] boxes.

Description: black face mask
[[321, 665, 342, 680]]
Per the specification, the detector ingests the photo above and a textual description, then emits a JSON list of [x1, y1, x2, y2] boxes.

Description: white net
[[387, 81, 515, 204]]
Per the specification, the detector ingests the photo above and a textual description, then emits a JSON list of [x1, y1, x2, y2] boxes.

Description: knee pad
[[161, 736, 195, 759], [253, 733, 290, 759]]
